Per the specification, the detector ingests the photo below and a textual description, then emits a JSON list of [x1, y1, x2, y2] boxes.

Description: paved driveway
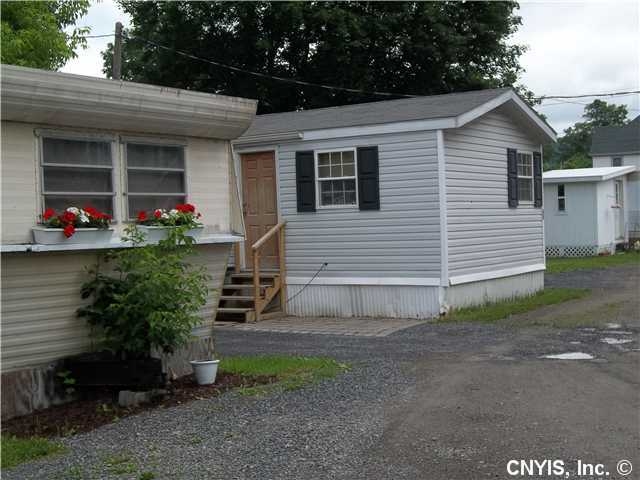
[[5, 265, 639, 479]]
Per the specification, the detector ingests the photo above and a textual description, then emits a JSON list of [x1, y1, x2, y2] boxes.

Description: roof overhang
[[1, 64, 257, 140], [543, 166, 636, 183], [234, 89, 556, 145]]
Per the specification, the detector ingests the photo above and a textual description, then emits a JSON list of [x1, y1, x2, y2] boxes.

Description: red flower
[[176, 203, 196, 213], [154, 209, 162, 219], [63, 224, 76, 238], [101, 213, 112, 221], [42, 208, 55, 221], [61, 211, 76, 224], [83, 206, 99, 217], [137, 211, 147, 221]]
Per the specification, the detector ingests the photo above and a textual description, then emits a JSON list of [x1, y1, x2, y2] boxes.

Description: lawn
[[546, 251, 640, 274], [440, 287, 591, 323], [1, 435, 66, 469], [219, 355, 348, 394]]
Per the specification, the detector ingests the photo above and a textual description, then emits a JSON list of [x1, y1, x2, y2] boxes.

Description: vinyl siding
[[278, 131, 440, 278], [1, 244, 228, 372], [0, 121, 234, 244], [444, 109, 544, 277], [543, 182, 597, 246]]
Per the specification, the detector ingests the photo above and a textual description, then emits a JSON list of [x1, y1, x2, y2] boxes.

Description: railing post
[[253, 250, 261, 322], [278, 226, 287, 314], [233, 242, 241, 274]]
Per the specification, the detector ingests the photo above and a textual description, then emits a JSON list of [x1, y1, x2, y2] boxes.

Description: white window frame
[[314, 148, 358, 209], [37, 129, 119, 222], [516, 151, 534, 204], [557, 183, 566, 212], [123, 138, 189, 220], [614, 180, 623, 208], [612, 156, 623, 167]]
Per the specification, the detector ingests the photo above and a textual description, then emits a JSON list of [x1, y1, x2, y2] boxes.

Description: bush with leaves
[[78, 225, 210, 359]]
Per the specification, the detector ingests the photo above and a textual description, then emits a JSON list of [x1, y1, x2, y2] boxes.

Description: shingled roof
[[590, 116, 640, 156], [242, 87, 512, 137]]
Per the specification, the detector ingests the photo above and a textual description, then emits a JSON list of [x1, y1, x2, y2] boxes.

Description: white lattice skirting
[[546, 245, 598, 257]]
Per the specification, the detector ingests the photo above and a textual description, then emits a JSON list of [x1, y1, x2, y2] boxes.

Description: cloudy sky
[[62, 1, 639, 134]]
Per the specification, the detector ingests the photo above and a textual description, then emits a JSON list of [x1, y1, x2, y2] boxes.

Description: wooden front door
[[241, 151, 278, 268]]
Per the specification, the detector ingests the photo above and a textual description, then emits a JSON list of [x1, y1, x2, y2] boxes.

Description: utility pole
[[113, 21, 123, 80]]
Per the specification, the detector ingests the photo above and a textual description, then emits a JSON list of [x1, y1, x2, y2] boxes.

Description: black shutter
[[357, 146, 380, 210], [507, 148, 518, 208], [296, 150, 316, 212], [533, 151, 543, 208]]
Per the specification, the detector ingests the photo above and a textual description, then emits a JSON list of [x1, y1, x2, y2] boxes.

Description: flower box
[[138, 225, 204, 243], [32, 226, 114, 245]]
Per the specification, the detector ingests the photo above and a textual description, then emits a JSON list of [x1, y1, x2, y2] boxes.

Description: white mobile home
[[591, 117, 640, 239], [0, 65, 256, 418], [229, 88, 556, 320], [543, 166, 636, 256]]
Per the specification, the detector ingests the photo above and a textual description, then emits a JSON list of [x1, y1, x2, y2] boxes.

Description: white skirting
[[444, 270, 544, 309], [286, 284, 441, 319]]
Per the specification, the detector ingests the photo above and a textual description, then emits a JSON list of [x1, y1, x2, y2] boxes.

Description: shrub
[[78, 225, 210, 358]]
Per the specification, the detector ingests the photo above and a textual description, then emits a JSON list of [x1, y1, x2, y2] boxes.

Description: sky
[[61, 1, 640, 134]]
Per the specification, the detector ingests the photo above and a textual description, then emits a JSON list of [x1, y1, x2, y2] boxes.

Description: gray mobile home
[[229, 88, 556, 319]]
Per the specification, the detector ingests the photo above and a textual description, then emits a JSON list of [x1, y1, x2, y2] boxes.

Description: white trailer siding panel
[[1, 244, 228, 372], [278, 131, 441, 278], [444, 109, 544, 277]]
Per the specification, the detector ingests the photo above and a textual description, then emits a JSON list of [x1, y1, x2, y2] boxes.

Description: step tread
[[231, 272, 280, 279], [217, 307, 253, 313], [219, 295, 253, 301], [223, 284, 270, 289]]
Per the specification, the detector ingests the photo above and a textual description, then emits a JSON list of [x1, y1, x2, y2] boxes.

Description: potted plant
[[189, 337, 220, 385], [74, 225, 211, 388], [33, 206, 114, 244], [135, 203, 204, 242]]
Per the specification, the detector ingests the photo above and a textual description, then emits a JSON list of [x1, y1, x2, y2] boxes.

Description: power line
[[100, 29, 640, 102], [125, 33, 416, 99], [538, 90, 640, 100]]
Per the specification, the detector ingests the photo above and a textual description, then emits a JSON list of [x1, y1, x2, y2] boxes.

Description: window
[[517, 152, 533, 202], [557, 184, 566, 211], [612, 157, 623, 167], [41, 136, 115, 216], [614, 180, 623, 206], [125, 143, 186, 218], [316, 149, 357, 207]]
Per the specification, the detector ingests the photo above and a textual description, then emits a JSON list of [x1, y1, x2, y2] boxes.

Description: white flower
[[170, 209, 178, 216], [161, 212, 169, 219], [66, 207, 80, 215], [79, 213, 89, 223]]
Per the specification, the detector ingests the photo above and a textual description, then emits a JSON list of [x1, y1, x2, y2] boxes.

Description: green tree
[[103, 1, 528, 113], [1, 0, 90, 70], [544, 100, 629, 170]]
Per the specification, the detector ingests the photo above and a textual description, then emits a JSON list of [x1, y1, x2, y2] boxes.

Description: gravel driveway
[[5, 265, 639, 480]]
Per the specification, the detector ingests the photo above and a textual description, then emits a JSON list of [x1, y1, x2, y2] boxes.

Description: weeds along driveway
[[4, 264, 639, 480]]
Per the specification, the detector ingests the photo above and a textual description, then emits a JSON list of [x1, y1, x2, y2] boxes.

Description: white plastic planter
[[32, 226, 114, 245], [190, 359, 220, 385], [138, 225, 204, 243]]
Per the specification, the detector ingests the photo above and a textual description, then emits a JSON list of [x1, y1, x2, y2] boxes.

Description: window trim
[[614, 180, 623, 208], [557, 183, 566, 213], [38, 132, 119, 222], [314, 147, 358, 210], [123, 140, 189, 220], [612, 156, 623, 167], [516, 150, 534, 204]]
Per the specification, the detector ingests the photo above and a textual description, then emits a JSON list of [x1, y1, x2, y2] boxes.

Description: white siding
[[544, 182, 597, 247], [1, 244, 229, 372], [444, 109, 544, 277], [278, 131, 441, 278]]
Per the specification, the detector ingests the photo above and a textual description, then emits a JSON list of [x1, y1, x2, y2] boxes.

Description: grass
[[219, 355, 349, 395], [0, 435, 66, 469], [546, 251, 640, 274], [440, 287, 591, 324]]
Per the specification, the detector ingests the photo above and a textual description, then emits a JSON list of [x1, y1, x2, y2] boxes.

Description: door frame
[[232, 145, 281, 270]]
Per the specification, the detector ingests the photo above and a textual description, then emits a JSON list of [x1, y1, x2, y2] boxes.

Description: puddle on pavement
[[541, 352, 595, 360], [600, 337, 634, 345]]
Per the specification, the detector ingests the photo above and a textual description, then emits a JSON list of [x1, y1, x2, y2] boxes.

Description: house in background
[[228, 88, 556, 320], [543, 166, 636, 257], [591, 116, 640, 239], [0, 65, 256, 419]]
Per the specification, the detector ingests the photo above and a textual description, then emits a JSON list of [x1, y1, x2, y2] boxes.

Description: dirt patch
[[2, 373, 276, 439]]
